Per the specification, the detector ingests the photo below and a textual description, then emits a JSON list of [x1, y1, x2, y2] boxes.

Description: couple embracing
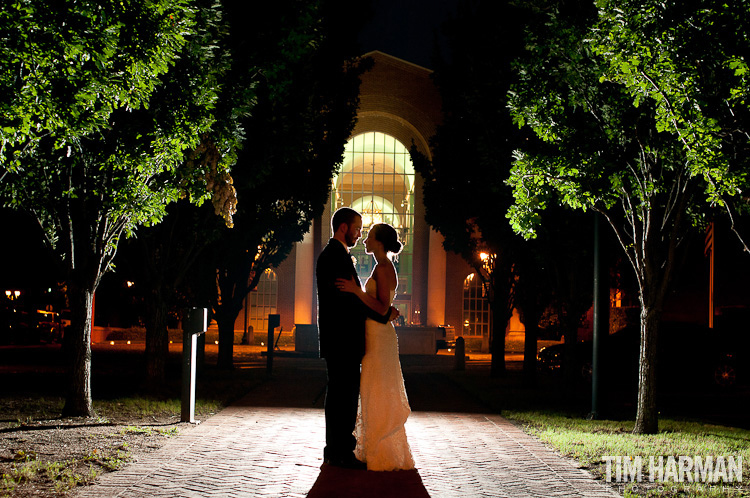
[[316, 207, 414, 472]]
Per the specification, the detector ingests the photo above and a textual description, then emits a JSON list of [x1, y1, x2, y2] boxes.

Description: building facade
[[235, 51, 523, 349]]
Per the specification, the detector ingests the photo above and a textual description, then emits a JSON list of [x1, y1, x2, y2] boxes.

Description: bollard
[[242, 325, 253, 345], [266, 314, 280, 374], [181, 308, 207, 423], [454, 336, 466, 371]]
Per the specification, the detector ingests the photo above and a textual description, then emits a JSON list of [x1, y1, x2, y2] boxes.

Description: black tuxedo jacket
[[316, 238, 390, 361]]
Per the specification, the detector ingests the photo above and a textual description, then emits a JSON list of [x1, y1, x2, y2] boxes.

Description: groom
[[316, 207, 396, 469]]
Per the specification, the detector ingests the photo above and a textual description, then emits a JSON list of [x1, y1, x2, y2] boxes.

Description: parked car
[[537, 322, 743, 388], [0, 308, 41, 345]]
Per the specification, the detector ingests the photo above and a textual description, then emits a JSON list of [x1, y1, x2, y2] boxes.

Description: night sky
[[358, 0, 459, 69], [0, 208, 60, 290]]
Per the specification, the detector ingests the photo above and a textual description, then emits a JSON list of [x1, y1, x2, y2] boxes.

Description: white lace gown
[[354, 278, 415, 471]]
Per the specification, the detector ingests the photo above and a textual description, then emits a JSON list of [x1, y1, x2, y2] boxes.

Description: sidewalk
[[75, 356, 620, 498]]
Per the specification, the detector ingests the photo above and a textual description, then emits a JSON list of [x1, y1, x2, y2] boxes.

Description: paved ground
[[75, 354, 620, 498]]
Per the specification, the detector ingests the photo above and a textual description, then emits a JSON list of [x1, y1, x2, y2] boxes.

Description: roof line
[[361, 50, 433, 73]]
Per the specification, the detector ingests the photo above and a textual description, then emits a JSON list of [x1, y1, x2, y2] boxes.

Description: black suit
[[316, 238, 389, 462]]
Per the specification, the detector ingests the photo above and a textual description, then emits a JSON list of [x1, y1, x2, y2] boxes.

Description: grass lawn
[[506, 411, 749, 497], [0, 396, 226, 497], [444, 364, 750, 497]]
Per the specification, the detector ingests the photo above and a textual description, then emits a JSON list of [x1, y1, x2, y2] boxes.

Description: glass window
[[249, 268, 278, 334], [331, 132, 415, 304], [461, 273, 491, 339]]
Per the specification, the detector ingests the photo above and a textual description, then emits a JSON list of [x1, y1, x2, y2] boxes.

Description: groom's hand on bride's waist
[[388, 307, 400, 322]]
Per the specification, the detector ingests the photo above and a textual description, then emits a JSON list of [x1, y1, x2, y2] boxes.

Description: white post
[[181, 308, 207, 423]]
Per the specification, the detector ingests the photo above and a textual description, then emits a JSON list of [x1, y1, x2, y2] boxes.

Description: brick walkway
[[75, 356, 620, 498]]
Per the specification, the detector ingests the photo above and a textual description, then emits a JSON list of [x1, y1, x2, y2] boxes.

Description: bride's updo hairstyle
[[370, 223, 403, 256]]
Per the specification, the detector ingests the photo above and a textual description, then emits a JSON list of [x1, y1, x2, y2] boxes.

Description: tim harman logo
[[602, 455, 743, 483]]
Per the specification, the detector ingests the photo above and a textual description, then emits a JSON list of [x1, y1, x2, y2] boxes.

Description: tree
[[0, 1, 238, 416], [117, 200, 219, 386], [414, 0, 531, 377], [208, 0, 370, 369], [505, 0, 742, 433], [109, 0, 277, 385], [593, 0, 750, 250], [1, 1, 185, 170], [513, 208, 594, 386], [513, 239, 549, 385]]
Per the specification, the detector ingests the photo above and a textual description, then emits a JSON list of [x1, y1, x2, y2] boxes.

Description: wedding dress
[[354, 278, 415, 471]]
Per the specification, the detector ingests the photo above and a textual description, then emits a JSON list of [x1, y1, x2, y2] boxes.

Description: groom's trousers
[[323, 358, 361, 461]]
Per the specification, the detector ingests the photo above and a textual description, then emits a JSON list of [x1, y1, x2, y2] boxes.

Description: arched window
[[461, 273, 491, 339], [248, 268, 278, 333], [331, 132, 415, 318]]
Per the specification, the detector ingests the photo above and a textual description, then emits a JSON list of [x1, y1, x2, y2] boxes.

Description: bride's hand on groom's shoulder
[[335, 276, 361, 294]]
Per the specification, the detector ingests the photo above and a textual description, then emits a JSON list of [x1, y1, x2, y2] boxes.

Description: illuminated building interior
[[332, 132, 416, 319]]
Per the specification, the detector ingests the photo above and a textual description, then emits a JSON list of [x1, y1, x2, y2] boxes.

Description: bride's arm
[[336, 266, 395, 316]]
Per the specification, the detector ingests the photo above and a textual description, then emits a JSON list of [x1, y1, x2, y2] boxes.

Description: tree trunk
[[216, 306, 238, 369], [633, 307, 660, 434], [490, 302, 509, 378], [62, 282, 95, 418], [523, 319, 539, 386], [145, 289, 169, 386]]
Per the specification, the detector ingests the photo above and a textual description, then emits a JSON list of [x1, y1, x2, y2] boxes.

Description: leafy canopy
[[592, 0, 750, 214], [504, 0, 745, 245], [1, 0, 239, 275], [0, 0, 195, 171]]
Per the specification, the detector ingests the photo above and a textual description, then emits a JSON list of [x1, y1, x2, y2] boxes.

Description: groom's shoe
[[325, 456, 367, 470]]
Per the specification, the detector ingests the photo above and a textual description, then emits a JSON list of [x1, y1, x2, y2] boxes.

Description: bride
[[336, 223, 415, 471]]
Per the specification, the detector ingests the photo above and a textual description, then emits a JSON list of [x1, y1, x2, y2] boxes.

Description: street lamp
[[477, 251, 496, 298], [5, 290, 21, 300]]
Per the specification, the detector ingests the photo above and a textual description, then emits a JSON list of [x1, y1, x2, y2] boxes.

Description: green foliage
[[506, 0, 750, 434], [510, 1, 663, 237], [117, 425, 179, 437], [508, 0, 750, 248], [0, 0, 247, 417], [0, 1, 238, 289], [506, 0, 702, 280], [95, 445, 132, 471], [0, 458, 96, 495], [593, 0, 750, 214], [0, 473, 15, 497], [0, 0, 196, 171]]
